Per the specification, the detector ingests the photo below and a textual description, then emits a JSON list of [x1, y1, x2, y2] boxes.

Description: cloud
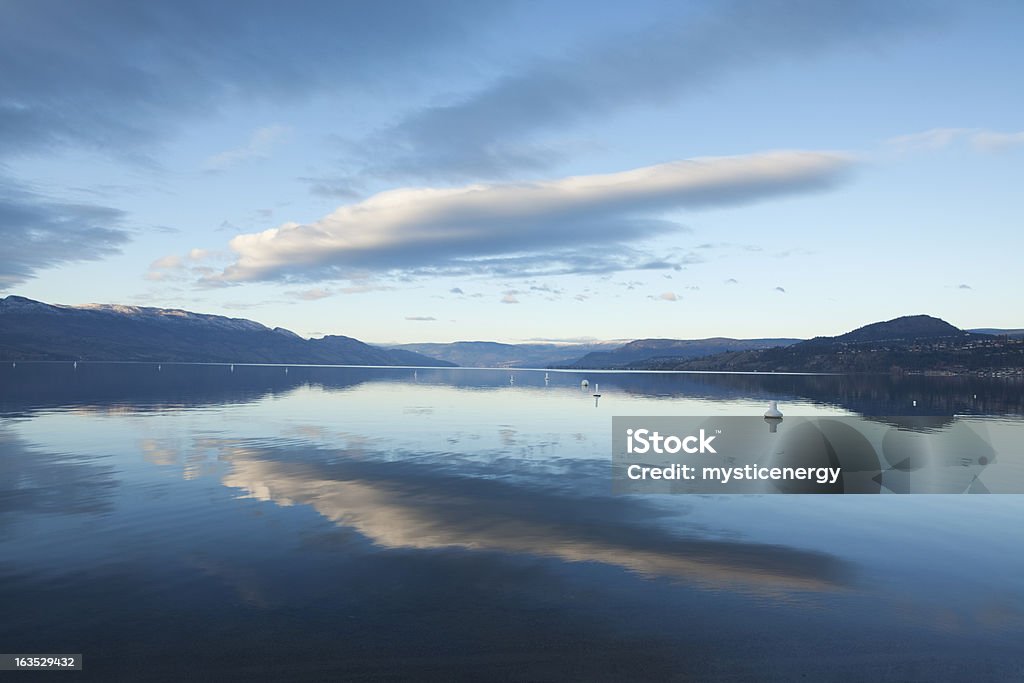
[[449, 287, 464, 294], [391, 246, 704, 280], [405, 316, 437, 321], [957, 283, 972, 290], [207, 150, 852, 284], [724, 278, 739, 284], [151, 254, 183, 270], [501, 293, 520, 304], [146, 248, 218, 282], [529, 283, 564, 295], [658, 292, 679, 301], [203, 125, 291, 172], [774, 286, 786, 293], [522, 336, 605, 343], [0, 3, 495, 282], [299, 176, 364, 200], [337, 283, 395, 295], [886, 128, 972, 152], [287, 287, 332, 301], [971, 130, 1024, 152], [0, 1, 491, 160], [0, 178, 131, 288], [351, 0, 929, 179], [887, 128, 1024, 153]]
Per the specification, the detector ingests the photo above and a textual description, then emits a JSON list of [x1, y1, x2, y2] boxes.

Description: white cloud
[[887, 127, 1024, 153], [971, 130, 1024, 152], [886, 128, 972, 152], [405, 316, 436, 321], [501, 293, 520, 304], [337, 284, 395, 295], [287, 287, 332, 301], [208, 150, 853, 284], [658, 291, 678, 301], [151, 254, 183, 270], [203, 125, 291, 172]]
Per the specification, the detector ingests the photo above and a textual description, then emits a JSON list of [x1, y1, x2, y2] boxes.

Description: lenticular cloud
[[211, 150, 853, 284]]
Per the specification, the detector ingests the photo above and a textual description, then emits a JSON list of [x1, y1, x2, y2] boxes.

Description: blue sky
[[2, 0, 1022, 343]]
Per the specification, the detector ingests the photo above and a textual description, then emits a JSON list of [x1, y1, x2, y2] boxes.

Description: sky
[[1, 0, 1022, 344]]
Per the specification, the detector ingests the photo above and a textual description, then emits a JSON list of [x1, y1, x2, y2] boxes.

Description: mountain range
[[563, 337, 800, 368], [0, 296, 453, 366], [636, 315, 1023, 374], [387, 340, 624, 368], [2, 296, 1021, 373]]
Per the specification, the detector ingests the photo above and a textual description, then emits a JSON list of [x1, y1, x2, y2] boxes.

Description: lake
[[1, 363, 1023, 681]]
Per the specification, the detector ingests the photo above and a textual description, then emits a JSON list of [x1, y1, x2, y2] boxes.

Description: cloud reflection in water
[[220, 442, 856, 594]]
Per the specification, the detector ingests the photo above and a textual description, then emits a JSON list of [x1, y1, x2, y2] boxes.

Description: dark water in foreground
[[1, 363, 1023, 681]]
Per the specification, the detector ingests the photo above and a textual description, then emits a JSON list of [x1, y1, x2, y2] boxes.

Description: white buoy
[[581, 379, 589, 388], [73, 361, 77, 370], [510, 374, 514, 384], [912, 400, 917, 407], [158, 364, 162, 371], [592, 383, 601, 397], [285, 367, 288, 374], [230, 364, 235, 372], [544, 372, 550, 381], [764, 401, 783, 419]]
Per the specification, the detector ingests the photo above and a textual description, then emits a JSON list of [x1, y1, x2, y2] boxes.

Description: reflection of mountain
[[221, 447, 854, 592], [0, 295, 452, 366], [583, 372, 1024, 417], [0, 363, 394, 415], [3, 364, 1023, 418]]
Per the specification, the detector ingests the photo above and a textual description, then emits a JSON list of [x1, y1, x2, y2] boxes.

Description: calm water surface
[[1, 363, 1023, 681]]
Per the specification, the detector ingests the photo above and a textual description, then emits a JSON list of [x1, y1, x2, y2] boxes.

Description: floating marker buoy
[[73, 361, 77, 370], [581, 379, 589, 388], [230, 364, 234, 372], [764, 401, 783, 419]]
